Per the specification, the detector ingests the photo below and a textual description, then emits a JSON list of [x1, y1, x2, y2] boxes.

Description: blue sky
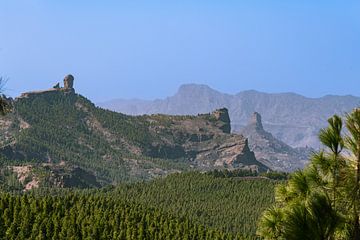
[[0, 0, 359, 102]]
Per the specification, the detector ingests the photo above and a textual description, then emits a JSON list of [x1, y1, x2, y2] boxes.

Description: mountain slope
[[98, 84, 360, 148], [240, 112, 311, 171], [0, 83, 265, 190]]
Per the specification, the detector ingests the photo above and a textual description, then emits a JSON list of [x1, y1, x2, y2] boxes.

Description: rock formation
[[63, 74, 74, 90], [19, 74, 75, 98], [145, 108, 266, 171], [249, 112, 263, 130], [240, 112, 311, 171], [212, 108, 231, 133], [20, 89, 59, 98]]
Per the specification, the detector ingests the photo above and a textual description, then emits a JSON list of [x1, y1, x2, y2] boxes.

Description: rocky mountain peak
[[178, 84, 212, 92], [212, 108, 231, 133], [241, 112, 309, 172], [175, 84, 222, 98], [64, 74, 74, 90], [249, 112, 263, 131]]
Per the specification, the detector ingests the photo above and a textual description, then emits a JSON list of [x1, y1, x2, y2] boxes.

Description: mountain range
[[98, 84, 360, 149]]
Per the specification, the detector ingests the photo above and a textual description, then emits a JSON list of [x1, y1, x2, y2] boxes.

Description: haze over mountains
[[99, 84, 360, 149]]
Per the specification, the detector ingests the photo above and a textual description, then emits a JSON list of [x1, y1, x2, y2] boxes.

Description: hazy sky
[[0, 0, 359, 102]]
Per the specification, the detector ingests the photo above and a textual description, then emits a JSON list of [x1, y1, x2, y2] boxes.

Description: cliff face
[[240, 112, 311, 172], [212, 108, 231, 134], [0, 84, 264, 189], [144, 110, 264, 171]]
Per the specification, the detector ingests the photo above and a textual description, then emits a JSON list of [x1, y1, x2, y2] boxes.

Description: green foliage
[[0, 172, 279, 239], [8, 93, 129, 182], [53, 83, 60, 89], [0, 192, 238, 240], [206, 169, 258, 178], [258, 109, 360, 240], [114, 172, 278, 238], [0, 77, 12, 116], [207, 169, 288, 180], [0, 91, 196, 183], [260, 171, 289, 180], [0, 168, 23, 192]]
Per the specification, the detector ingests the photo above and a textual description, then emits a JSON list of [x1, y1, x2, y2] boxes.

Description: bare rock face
[[194, 135, 266, 172], [63, 74, 74, 90], [240, 112, 311, 172], [212, 108, 231, 134], [19, 89, 59, 98], [146, 109, 266, 171], [250, 112, 263, 131]]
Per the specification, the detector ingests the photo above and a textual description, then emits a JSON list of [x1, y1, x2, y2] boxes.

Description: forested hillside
[[0, 87, 265, 190], [0, 192, 235, 239], [0, 172, 278, 239]]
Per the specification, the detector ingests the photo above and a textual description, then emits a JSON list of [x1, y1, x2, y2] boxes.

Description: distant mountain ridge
[[99, 84, 360, 148]]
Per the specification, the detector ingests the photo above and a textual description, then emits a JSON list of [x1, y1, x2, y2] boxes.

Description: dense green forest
[[0, 172, 278, 239], [0, 192, 235, 239], [8, 92, 159, 182], [114, 172, 278, 237], [0, 192, 240, 240]]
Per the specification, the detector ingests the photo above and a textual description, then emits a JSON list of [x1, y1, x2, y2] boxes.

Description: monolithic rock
[[241, 112, 311, 171], [212, 108, 231, 133], [63, 74, 74, 90]]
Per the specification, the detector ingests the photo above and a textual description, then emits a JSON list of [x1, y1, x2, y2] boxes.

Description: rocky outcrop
[[194, 136, 267, 172], [240, 112, 311, 172], [8, 164, 102, 190], [249, 112, 263, 130], [20, 89, 60, 98], [47, 166, 102, 188], [145, 108, 265, 171], [212, 108, 231, 133], [63, 74, 74, 90], [19, 74, 75, 99]]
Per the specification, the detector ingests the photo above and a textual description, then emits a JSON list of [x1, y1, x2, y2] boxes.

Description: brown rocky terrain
[[240, 112, 311, 171], [144, 109, 266, 171]]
